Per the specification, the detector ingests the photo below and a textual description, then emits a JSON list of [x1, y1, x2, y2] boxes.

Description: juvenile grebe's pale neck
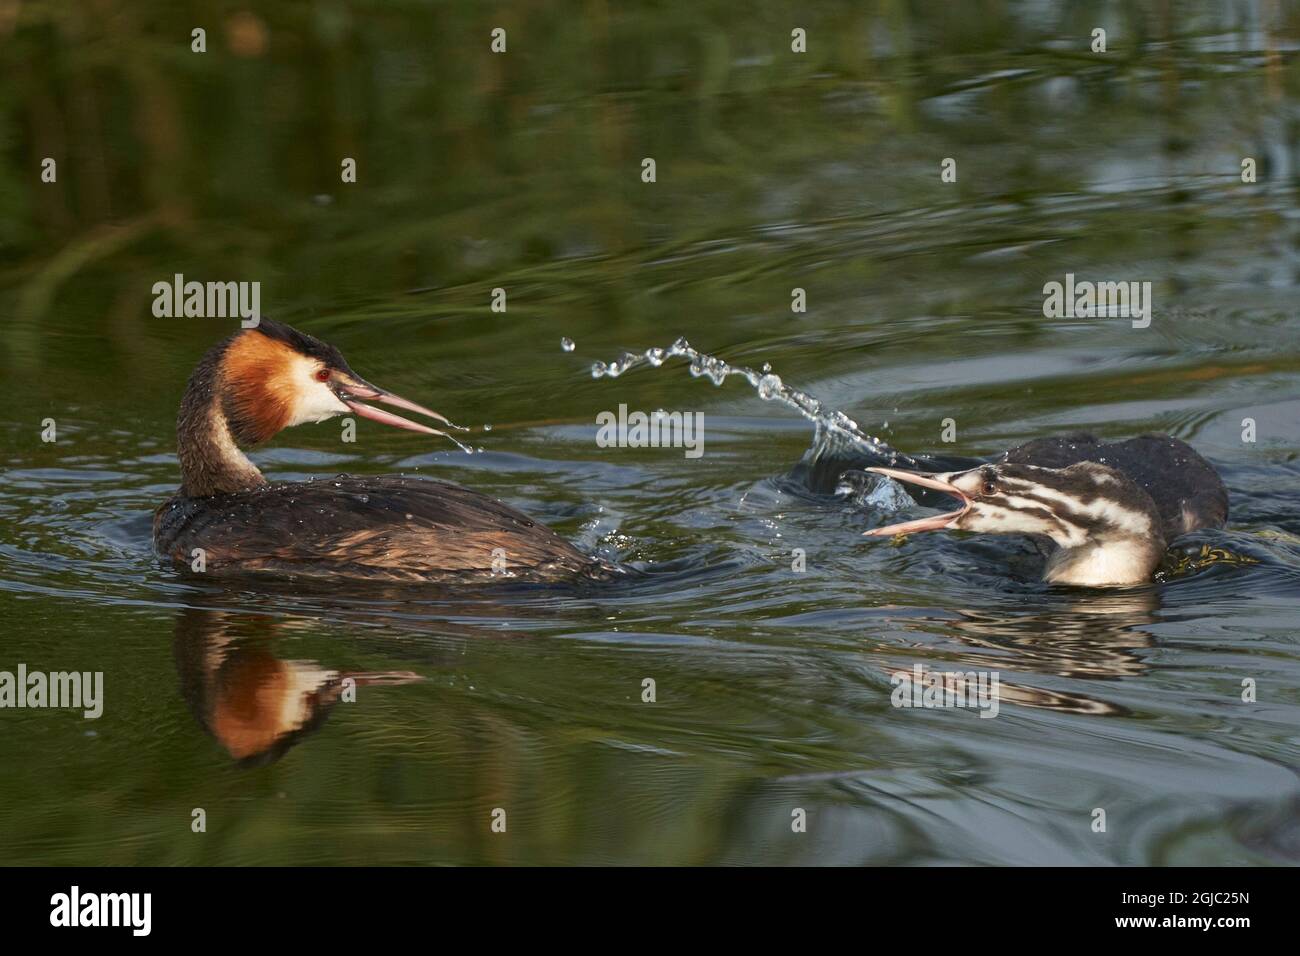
[[1042, 531, 1166, 587], [175, 337, 268, 498]]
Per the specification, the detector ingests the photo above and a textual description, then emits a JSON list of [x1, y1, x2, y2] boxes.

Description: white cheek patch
[[285, 356, 349, 426]]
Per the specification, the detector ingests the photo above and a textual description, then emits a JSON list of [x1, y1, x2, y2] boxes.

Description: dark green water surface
[[1, 2, 1298, 864]]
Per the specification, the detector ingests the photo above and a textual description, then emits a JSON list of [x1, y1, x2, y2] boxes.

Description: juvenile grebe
[[153, 319, 612, 582], [862, 434, 1229, 587]]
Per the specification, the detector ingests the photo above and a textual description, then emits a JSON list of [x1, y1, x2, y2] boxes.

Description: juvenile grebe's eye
[[315, 368, 331, 382], [981, 479, 997, 496]]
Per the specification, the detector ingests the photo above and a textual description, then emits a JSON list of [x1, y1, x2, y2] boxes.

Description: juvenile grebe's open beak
[[861, 466, 972, 536], [332, 375, 466, 437]]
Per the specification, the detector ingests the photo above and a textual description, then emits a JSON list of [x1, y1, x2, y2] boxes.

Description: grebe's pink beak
[[861, 466, 972, 536], [333, 376, 465, 437]]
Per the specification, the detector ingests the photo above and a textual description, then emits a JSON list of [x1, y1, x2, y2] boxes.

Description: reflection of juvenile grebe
[[876, 591, 1164, 716], [864, 434, 1228, 587], [153, 320, 615, 583], [173, 609, 420, 765]]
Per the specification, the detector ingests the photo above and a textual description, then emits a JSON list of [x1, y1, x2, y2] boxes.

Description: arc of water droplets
[[587, 337, 916, 465]]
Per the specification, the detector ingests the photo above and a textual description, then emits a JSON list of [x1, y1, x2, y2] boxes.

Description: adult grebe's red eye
[[315, 368, 331, 382]]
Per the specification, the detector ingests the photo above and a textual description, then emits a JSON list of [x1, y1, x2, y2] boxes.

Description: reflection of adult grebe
[[864, 434, 1228, 587], [153, 319, 614, 583], [173, 609, 420, 765]]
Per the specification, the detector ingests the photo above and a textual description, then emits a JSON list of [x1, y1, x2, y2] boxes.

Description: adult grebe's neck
[[175, 338, 268, 498]]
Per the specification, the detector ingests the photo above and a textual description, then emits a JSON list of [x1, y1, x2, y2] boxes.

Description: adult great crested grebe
[[862, 434, 1229, 587], [153, 319, 614, 583]]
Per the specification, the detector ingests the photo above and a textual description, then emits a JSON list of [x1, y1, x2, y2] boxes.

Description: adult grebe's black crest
[[863, 433, 1228, 587], [153, 319, 613, 583]]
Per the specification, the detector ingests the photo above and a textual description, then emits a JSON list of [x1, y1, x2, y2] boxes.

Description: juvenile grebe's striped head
[[863, 461, 1166, 586]]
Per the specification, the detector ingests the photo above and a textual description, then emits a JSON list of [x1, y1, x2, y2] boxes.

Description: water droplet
[[560, 337, 576, 352], [757, 373, 783, 400], [646, 347, 666, 366], [591, 360, 608, 378], [483, 423, 493, 432]]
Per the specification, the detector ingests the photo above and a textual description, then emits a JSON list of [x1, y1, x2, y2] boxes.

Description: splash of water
[[582, 337, 919, 467]]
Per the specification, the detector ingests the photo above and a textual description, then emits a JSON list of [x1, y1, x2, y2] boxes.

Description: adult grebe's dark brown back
[[153, 320, 614, 583]]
